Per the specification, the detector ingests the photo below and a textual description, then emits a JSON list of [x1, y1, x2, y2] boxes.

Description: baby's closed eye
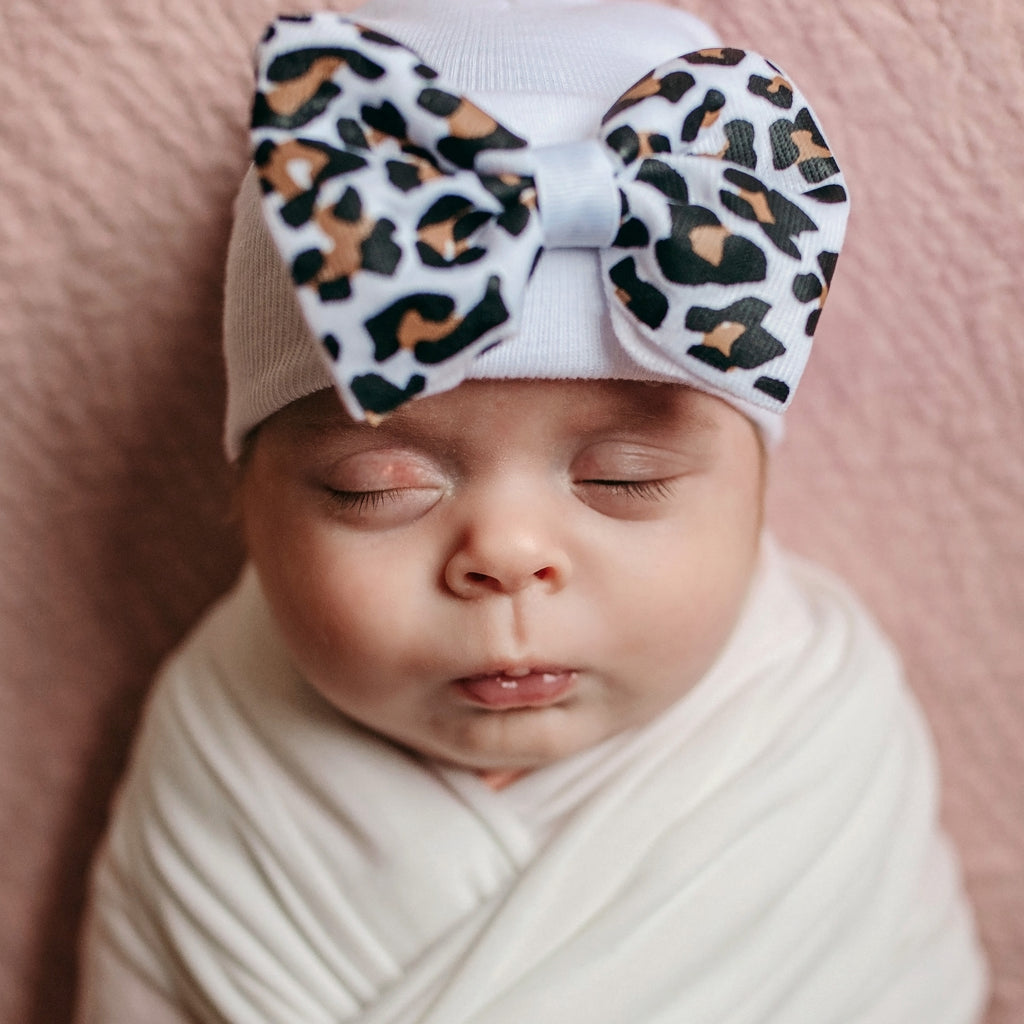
[[319, 450, 448, 525]]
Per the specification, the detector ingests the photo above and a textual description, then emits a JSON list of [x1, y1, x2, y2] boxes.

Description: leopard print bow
[[251, 13, 849, 420]]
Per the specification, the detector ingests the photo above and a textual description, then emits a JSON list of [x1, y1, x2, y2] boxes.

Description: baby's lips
[[454, 668, 578, 709]]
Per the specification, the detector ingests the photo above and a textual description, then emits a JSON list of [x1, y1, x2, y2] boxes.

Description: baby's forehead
[[271, 379, 726, 448]]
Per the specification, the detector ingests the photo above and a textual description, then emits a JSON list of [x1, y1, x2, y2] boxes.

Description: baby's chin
[[387, 690, 680, 777]]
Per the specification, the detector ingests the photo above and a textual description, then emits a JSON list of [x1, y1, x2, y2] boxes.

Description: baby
[[76, 1, 989, 1021]]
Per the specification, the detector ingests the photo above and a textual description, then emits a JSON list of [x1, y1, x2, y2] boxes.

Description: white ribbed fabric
[[223, 0, 720, 459], [77, 544, 989, 1022]]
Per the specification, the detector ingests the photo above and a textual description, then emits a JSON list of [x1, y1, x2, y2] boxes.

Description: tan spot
[[313, 206, 372, 282], [365, 411, 385, 428], [765, 75, 792, 96], [614, 286, 630, 306], [703, 321, 745, 357], [267, 57, 343, 116], [791, 129, 833, 164], [396, 309, 463, 350], [418, 217, 470, 262], [818, 280, 830, 309], [411, 155, 443, 183], [637, 132, 660, 158], [262, 140, 330, 200], [736, 186, 775, 225], [693, 48, 730, 61], [701, 108, 721, 129], [619, 72, 661, 106], [689, 224, 731, 266], [449, 99, 498, 140]]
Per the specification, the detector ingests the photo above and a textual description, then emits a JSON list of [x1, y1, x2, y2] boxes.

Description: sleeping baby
[[75, 1, 989, 1021]]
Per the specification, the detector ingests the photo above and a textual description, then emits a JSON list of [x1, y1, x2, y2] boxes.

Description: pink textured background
[[1, 0, 1021, 1021]]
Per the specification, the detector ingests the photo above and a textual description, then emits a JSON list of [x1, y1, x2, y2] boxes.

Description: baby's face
[[239, 379, 764, 773]]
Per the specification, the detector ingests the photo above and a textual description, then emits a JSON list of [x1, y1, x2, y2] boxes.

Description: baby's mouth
[[454, 667, 578, 709]]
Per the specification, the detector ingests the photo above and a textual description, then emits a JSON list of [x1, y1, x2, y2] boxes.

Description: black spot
[[608, 257, 669, 329], [722, 120, 756, 169], [279, 192, 319, 228], [403, 143, 440, 169], [252, 84, 340, 130], [770, 109, 839, 183], [817, 250, 839, 285], [747, 74, 793, 109], [681, 89, 725, 143], [361, 100, 407, 140], [417, 194, 474, 230], [656, 206, 767, 285], [417, 87, 461, 118], [437, 123, 527, 170], [318, 277, 352, 301], [351, 372, 426, 415], [685, 297, 784, 370], [336, 118, 370, 148], [255, 140, 367, 227], [323, 334, 341, 360], [415, 196, 491, 267], [792, 272, 823, 303], [364, 277, 509, 365], [479, 175, 536, 237], [497, 202, 532, 237], [658, 71, 698, 103], [387, 161, 422, 192], [333, 185, 361, 222], [292, 248, 324, 286], [606, 125, 640, 164], [602, 70, 695, 122], [414, 276, 509, 363], [267, 46, 385, 83], [636, 159, 689, 203], [357, 27, 404, 47], [367, 293, 453, 362], [804, 183, 848, 204], [613, 217, 650, 248], [361, 219, 401, 275], [720, 168, 818, 259], [753, 376, 790, 402], [685, 48, 746, 66]]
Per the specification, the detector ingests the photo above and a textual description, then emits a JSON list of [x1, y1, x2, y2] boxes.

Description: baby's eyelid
[[319, 450, 448, 492], [326, 482, 441, 501]]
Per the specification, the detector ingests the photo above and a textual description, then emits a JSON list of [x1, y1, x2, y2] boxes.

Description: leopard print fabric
[[251, 13, 849, 420]]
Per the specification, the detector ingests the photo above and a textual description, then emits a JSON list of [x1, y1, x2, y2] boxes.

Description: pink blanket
[[1, 1, 1021, 1021]]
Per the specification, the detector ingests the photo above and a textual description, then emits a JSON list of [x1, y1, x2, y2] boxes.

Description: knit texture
[[223, 0, 719, 457]]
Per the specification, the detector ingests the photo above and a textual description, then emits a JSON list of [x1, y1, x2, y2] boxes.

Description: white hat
[[224, 0, 848, 457]]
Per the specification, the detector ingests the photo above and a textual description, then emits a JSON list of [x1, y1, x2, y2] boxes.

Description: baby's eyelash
[[326, 488, 403, 512], [582, 479, 675, 500]]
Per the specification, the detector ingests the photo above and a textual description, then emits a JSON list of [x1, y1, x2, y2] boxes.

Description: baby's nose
[[443, 502, 571, 598]]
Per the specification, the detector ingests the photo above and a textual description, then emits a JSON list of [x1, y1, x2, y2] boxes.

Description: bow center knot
[[481, 140, 620, 250]]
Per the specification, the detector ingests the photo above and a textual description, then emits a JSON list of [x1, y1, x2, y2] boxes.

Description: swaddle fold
[[77, 542, 987, 1023]]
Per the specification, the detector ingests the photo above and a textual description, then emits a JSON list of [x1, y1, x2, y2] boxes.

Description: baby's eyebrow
[[285, 410, 449, 456], [600, 388, 722, 439]]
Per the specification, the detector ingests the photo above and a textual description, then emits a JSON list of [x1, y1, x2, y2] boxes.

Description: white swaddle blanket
[[78, 543, 987, 1023]]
